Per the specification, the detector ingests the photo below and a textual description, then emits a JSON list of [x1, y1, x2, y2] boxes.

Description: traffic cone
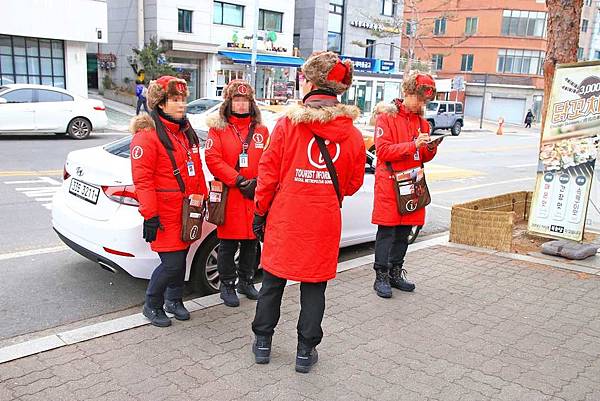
[[497, 117, 504, 135]]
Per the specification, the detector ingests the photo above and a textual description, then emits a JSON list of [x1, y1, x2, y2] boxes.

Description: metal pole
[[250, 0, 259, 88], [137, 0, 145, 50], [479, 73, 488, 129]]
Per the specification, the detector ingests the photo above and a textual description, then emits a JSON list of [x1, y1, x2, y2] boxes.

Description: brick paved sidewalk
[[2, 245, 600, 401]]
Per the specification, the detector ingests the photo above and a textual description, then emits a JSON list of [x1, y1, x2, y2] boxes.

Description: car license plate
[[69, 179, 100, 204]]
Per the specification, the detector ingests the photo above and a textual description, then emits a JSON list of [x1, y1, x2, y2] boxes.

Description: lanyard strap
[[230, 123, 254, 153], [165, 125, 192, 160]]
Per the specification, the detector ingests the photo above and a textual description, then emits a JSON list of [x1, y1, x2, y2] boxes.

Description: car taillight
[[93, 105, 106, 111], [103, 247, 135, 257], [63, 166, 70, 181], [102, 185, 139, 206]]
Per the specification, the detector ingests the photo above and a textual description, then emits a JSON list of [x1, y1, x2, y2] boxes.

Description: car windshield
[[187, 98, 221, 114], [426, 102, 438, 111], [104, 136, 132, 158]]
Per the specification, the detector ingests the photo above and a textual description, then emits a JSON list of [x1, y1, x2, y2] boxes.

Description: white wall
[[0, 0, 107, 43], [65, 41, 89, 98]]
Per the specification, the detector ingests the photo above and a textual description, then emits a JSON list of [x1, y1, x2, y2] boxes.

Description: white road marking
[[0, 245, 69, 261], [429, 203, 452, 211], [431, 177, 535, 196], [507, 163, 538, 169], [4, 177, 61, 210]]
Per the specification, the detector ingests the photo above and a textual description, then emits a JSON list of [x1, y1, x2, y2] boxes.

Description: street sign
[[341, 56, 375, 73], [452, 76, 465, 91]]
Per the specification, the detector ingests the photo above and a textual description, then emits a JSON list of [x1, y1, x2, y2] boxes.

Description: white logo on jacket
[[307, 138, 340, 169], [205, 138, 214, 150], [132, 146, 144, 159], [376, 127, 384, 138]]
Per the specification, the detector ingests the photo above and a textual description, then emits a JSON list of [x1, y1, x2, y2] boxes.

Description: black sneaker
[[164, 299, 190, 321], [237, 279, 259, 300], [295, 344, 318, 373], [220, 282, 240, 307], [143, 304, 172, 327], [252, 335, 272, 364], [390, 266, 416, 292], [373, 269, 392, 298]]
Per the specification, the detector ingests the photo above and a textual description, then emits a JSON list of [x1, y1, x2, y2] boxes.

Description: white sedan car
[[52, 136, 377, 295], [0, 84, 108, 139]]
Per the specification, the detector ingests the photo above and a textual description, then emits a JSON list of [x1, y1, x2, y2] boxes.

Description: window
[[447, 103, 455, 113], [178, 9, 192, 33], [2, 89, 34, 103], [381, 0, 396, 17], [366, 39, 375, 58], [585, 0, 592, 6], [497, 48, 546, 75], [328, 0, 344, 53], [431, 54, 444, 70], [578, 47, 585, 60], [465, 17, 478, 35], [405, 20, 417, 36], [438, 103, 447, 113], [36, 89, 73, 102], [0, 35, 65, 87], [259, 9, 283, 32], [214, 1, 244, 27], [582, 19, 589, 32], [434, 17, 446, 35], [501, 10, 547, 37], [595, 50, 600, 59], [456, 103, 463, 113], [461, 54, 474, 71]]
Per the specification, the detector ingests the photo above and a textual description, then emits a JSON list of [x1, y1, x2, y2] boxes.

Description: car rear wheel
[[427, 120, 435, 134], [451, 121, 462, 136], [68, 117, 92, 139]]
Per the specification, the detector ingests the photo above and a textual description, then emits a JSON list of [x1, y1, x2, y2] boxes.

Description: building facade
[[101, 0, 299, 101], [578, 0, 600, 61], [0, 0, 108, 98], [408, 0, 547, 124], [295, 0, 405, 113]]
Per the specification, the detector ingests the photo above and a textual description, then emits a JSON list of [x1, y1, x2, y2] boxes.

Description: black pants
[[217, 239, 257, 284], [525, 122, 532, 128], [252, 270, 328, 348], [374, 225, 413, 270], [136, 98, 148, 115], [145, 249, 188, 308]]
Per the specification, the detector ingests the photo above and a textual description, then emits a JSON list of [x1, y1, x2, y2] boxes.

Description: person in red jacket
[[129, 76, 208, 327], [250, 52, 366, 373], [205, 80, 269, 307], [371, 72, 439, 298]]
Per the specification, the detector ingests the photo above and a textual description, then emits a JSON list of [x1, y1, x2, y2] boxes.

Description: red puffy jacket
[[130, 114, 208, 252], [371, 101, 437, 227], [205, 114, 269, 239], [255, 102, 366, 283]]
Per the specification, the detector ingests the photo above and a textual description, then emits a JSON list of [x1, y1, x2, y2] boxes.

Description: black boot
[[143, 304, 172, 327], [373, 268, 392, 298], [164, 299, 190, 321], [295, 343, 318, 373], [237, 277, 259, 300], [252, 335, 272, 364], [220, 280, 240, 307], [390, 265, 416, 292]]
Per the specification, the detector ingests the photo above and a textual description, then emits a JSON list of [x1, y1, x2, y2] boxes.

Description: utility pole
[[250, 0, 259, 88], [479, 73, 488, 130]]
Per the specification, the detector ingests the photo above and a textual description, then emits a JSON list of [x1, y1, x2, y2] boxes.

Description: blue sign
[[378, 60, 396, 73], [342, 56, 375, 73]]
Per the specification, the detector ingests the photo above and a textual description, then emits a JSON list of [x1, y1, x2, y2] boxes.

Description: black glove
[[239, 178, 257, 199], [235, 175, 246, 187], [143, 216, 161, 243], [252, 213, 266, 242]]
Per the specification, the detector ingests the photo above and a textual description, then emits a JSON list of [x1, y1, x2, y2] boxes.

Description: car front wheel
[[451, 121, 462, 136], [67, 117, 92, 139]]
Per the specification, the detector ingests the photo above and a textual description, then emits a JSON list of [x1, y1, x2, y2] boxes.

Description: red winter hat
[[301, 51, 353, 95], [403, 72, 437, 101], [147, 75, 189, 110]]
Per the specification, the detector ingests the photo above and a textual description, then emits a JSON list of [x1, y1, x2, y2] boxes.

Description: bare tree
[[356, 0, 467, 77], [542, 0, 584, 129]]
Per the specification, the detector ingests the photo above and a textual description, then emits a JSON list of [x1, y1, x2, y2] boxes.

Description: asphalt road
[[0, 111, 541, 341]]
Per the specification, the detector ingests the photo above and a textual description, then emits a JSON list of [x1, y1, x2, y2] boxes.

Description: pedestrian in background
[[251, 51, 366, 373], [525, 109, 534, 128], [205, 80, 269, 307], [130, 76, 208, 327], [371, 72, 439, 298], [135, 80, 149, 115]]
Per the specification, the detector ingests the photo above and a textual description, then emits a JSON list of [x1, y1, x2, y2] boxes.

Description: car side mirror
[[0, 98, 7, 104]]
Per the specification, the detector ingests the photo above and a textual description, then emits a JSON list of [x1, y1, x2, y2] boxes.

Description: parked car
[[0, 84, 108, 139], [52, 137, 378, 295], [424, 100, 464, 136]]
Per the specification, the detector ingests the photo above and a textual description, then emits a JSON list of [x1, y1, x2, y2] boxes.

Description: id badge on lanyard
[[187, 160, 196, 177], [414, 126, 421, 161], [239, 143, 249, 168]]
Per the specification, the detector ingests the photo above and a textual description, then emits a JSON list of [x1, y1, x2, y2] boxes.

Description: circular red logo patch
[[237, 85, 248, 95]]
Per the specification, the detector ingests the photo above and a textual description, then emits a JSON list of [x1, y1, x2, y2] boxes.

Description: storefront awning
[[218, 51, 304, 67]]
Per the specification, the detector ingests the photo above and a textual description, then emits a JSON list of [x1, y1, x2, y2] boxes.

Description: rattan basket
[[449, 191, 533, 252]]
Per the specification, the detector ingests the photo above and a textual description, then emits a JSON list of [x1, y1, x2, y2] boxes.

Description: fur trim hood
[[129, 113, 155, 133], [285, 103, 361, 126], [369, 102, 399, 125]]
